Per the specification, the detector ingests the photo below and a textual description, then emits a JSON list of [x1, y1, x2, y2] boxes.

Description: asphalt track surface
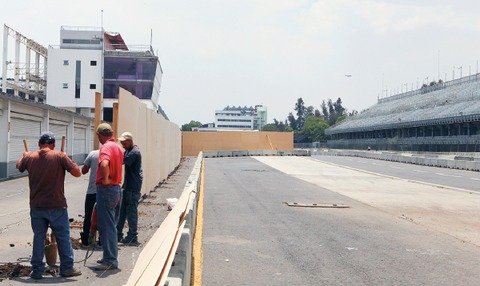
[[311, 155, 480, 193], [202, 156, 480, 286]]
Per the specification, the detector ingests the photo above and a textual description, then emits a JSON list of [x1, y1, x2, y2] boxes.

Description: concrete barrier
[[313, 149, 480, 172]]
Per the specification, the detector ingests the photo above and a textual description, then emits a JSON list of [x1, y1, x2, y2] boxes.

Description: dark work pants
[[80, 193, 96, 246], [116, 190, 140, 240]]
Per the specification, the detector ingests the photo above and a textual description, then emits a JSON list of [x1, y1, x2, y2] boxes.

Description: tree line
[[262, 97, 357, 142], [181, 97, 357, 143]]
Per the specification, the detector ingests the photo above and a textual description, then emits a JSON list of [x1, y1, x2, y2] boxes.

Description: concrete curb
[[312, 149, 480, 172]]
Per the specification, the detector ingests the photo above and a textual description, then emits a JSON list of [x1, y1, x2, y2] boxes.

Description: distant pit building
[[195, 105, 267, 131]]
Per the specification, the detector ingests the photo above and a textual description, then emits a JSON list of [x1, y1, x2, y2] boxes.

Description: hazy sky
[[3, 0, 480, 126]]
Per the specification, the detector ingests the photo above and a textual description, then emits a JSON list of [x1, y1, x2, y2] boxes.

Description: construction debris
[[283, 202, 350, 208]]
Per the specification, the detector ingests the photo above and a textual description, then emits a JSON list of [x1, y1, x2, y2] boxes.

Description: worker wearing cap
[[116, 132, 143, 246], [94, 123, 123, 271], [16, 131, 82, 279]]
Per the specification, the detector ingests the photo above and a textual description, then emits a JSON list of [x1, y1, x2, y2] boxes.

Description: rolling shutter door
[[74, 125, 87, 155], [49, 122, 68, 153], [9, 117, 42, 177]]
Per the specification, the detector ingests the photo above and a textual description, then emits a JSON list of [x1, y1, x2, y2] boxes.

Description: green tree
[[320, 100, 329, 121], [302, 116, 330, 142], [181, 120, 202, 131], [287, 112, 297, 130], [262, 123, 278, 131], [335, 114, 348, 124], [294, 98, 306, 130]]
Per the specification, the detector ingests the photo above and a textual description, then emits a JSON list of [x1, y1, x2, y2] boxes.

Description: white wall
[[46, 47, 102, 109], [215, 110, 254, 130]]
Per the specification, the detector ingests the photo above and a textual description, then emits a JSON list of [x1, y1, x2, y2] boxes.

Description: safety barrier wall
[[126, 153, 203, 286], [117, 89, 182, 195], [313, 149, 480, 171], [182, 131, 294, 156]]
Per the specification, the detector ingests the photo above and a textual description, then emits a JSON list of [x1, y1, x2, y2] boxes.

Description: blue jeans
[[117, 190, 140, 240], [96, 185, 121, 267], [30, 208, 74, 274]]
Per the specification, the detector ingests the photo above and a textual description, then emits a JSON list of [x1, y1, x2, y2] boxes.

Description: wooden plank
[[284, 202, 350, 208]]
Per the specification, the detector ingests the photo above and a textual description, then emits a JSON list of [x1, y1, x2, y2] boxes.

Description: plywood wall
[[182, 131, 293, 156], [118, 88, 181, 195]]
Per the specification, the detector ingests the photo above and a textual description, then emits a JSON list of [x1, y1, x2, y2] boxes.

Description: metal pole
[[2, 25, 8, 93]]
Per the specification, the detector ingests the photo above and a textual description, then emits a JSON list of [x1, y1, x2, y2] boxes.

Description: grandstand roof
[[326, 74, 480, 135]]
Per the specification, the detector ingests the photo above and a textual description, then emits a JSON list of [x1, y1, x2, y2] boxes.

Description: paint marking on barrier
[[192, 158, 205, 286]]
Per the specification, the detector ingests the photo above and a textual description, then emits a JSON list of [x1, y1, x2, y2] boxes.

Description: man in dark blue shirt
[[116, 132, 143, 246]]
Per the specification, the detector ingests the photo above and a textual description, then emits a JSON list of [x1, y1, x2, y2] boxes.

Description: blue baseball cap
[[39, 131, 55, 144]]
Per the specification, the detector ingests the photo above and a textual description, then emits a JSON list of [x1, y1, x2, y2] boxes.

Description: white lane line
[[372, 163, 384, 166], [470, 178, 480, 181], [435, 173, 461, 178], [413, 169, 427, 173], [389, 166, 403, 169]]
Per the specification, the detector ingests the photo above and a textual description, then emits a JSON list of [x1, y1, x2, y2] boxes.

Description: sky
[[3, 0, 480, 126]]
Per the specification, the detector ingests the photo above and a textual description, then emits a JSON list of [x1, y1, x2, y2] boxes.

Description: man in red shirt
[[94, 123, 124, 271], [16, 131, 82, 279]]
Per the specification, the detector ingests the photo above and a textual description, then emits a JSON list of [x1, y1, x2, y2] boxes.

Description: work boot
[[60, 267, 82, 277], [94, 264, 118, 271], [30, 271, 43, 280], [120, 237, 140, 246]]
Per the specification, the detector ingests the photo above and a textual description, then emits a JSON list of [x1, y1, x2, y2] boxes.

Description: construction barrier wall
[[181, 131, 294, 156], [117, 89, 181, 195]]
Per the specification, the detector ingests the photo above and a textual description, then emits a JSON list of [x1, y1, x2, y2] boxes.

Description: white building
[[46, 26, 163, 122], [213, 105, 267, 131]]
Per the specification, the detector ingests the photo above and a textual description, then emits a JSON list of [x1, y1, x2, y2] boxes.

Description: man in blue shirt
[[116, 132, 143, 246]]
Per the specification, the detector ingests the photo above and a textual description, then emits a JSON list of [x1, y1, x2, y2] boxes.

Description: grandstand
[[326, 74, 480, 152]]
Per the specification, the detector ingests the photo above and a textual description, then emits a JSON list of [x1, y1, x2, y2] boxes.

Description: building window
[[63, 60, 69, 66], [75, 61, 81, 98], [90, 60, 97, 66], [76, 108, 81, 114], [90, 84, 96, 89], [63, 83, 68, 89]]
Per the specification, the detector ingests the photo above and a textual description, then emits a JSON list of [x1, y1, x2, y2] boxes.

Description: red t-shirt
[[17, 148, 78, 208], [96, 138, 124, 185]]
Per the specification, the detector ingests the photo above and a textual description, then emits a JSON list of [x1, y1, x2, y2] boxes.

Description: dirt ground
[[0, 156, 195, 283]]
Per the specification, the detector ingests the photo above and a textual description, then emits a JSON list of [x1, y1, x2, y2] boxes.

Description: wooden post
[[113, 102, 119, 140], [61, 136, 65, 152], [94, 92, 102, 149]]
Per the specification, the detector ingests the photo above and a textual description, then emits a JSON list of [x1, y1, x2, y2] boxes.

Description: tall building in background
[[254, 105, 267, 130], [46, 26, 163, 122], [213, 105, 267, 131]]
